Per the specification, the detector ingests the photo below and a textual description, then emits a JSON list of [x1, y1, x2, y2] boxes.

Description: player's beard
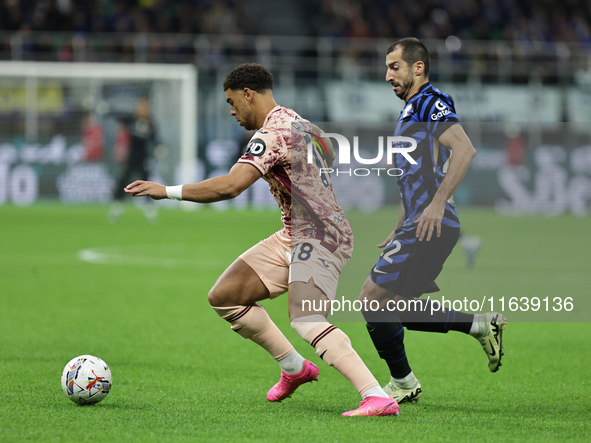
[[239, 107, 257, 131], [396, 72, 415, 101]]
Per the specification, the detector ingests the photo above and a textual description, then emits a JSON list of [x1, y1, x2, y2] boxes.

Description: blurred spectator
[[113, 117, 131, 165], [0, 0, 589, 43], [0, 0, 590, 68], [503, 123, 527, 166], [82, 114, 104, 162], [308, 0, 591, 43], [110, 98, 158, 222]]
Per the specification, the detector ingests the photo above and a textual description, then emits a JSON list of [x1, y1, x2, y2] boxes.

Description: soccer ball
[[61, 355, 112, 405]]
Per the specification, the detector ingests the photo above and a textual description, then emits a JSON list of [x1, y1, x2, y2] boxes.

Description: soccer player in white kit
[[125, 63, 399, 417]]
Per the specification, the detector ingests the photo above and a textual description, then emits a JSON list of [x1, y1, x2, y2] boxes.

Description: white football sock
[[361, 385, 390, 399], [277, 350, 305, 374], [393, 371, 418, 389], [469, 313, 484, 338]]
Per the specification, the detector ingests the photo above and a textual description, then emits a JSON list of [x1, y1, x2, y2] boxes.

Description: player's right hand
[[124, 180, 167, 200]]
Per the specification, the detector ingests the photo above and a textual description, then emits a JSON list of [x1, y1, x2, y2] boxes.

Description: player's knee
[[358, 277, 377, 302], [207, 283, 235, 307], [207, 286, 223, 307], [208, 282, 257, 307], [290, 314, 328, 339], [290, 280, 329, 320]]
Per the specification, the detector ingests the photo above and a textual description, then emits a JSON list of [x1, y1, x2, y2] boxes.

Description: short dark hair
[[387, 37, 430, 77], [223, 63, 274, 92]]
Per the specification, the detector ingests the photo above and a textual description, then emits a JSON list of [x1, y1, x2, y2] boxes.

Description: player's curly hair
[[223, 63, 274, 92], [387, 37, 430, 77]]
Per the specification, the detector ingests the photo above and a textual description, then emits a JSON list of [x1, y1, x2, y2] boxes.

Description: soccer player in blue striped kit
[[359, 38, 507, 403]]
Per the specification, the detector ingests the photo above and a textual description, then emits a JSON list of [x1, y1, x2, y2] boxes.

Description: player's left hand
[[124, 180, 167, 200], [414, 201, 445, 241]]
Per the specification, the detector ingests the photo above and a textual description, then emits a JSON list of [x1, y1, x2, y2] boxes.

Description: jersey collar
[[405, 82, 432, 104], [262, 105, 282, 127]]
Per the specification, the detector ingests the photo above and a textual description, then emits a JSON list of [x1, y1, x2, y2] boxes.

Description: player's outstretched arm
[[124, 163, 261, 203], [124, 180, 167, 199], [414, 124, 476, 242]]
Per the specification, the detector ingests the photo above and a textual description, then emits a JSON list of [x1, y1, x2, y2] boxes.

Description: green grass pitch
[[1, 203, 589, 441]]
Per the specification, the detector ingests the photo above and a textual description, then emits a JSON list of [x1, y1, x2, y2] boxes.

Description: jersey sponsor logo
[[245, 138, 266, 156], [333, 212, 347, 223], [257, 130, 268, 134], [431, 100, 452, 120]]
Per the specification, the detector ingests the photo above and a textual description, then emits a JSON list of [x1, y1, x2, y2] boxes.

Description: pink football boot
[[267, 360, 319, 402], [342, 396, 400, 417]]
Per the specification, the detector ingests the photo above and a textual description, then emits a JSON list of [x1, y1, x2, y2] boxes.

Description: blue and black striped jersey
[[394, 82, 461, 229]]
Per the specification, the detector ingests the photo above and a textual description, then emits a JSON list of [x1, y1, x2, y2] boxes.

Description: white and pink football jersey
[[238, 105, 352, 255]]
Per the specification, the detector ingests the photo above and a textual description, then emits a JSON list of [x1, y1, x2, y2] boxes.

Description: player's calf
[[212, 304, 295, 368]]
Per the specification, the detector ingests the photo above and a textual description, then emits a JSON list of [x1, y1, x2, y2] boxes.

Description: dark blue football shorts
[[370, 225, 460, 299]]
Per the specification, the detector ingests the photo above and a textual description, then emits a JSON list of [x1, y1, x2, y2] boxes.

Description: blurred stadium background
[[0, 0, 590, 214]]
